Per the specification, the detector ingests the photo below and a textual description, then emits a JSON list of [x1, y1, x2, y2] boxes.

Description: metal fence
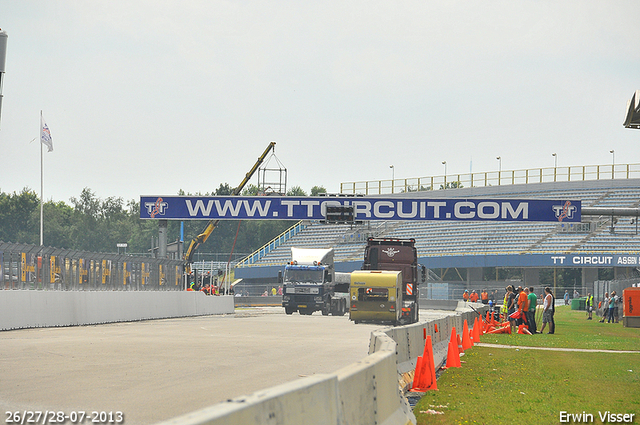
[[0, 241, 184, 291], [340, 163, 640, 195]]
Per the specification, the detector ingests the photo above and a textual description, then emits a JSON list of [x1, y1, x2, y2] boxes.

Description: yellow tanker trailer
[[349, 270, 403, 325]]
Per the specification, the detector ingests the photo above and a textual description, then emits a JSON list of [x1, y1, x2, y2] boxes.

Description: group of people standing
[[500, 285, 555, 334], [598, 291, 621, 323], [463, 289, 500, 304]]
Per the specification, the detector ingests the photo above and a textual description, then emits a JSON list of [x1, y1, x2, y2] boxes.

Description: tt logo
[[552, 201, 577, 222], [145, 198, 168, 218]]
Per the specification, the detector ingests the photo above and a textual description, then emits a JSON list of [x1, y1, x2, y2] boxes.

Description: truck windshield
[[284, 269, 325, 283]]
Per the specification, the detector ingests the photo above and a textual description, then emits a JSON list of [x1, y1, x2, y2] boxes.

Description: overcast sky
[[1, 1, 638, 204]]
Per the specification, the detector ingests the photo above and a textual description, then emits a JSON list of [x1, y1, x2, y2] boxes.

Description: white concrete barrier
[[162, 374, 340, 425], [0, 291, 234, 330]]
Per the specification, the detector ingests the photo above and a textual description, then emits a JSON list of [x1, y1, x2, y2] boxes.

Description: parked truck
[[356, 237, 425, 325], [282, 247, 349, 316]]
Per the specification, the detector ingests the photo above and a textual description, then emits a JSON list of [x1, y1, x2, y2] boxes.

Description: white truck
[[282, 247, 349, 316]]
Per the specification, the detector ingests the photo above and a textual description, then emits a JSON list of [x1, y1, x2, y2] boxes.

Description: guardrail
[[157, 301, 488, 425], [340, 163, 640, 195], [1, 241, 183, 291]]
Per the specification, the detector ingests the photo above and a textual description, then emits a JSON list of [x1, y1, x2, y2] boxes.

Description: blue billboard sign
[[140, 196, 581, 223]]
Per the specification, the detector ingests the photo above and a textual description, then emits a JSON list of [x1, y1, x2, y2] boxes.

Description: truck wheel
[[285, 307, 295, 315]]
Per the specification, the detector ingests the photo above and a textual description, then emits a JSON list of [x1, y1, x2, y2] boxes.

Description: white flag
[[41, 116, 53, 152]]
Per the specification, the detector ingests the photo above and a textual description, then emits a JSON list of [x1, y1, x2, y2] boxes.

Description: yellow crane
[[183, 141, 277, 274]]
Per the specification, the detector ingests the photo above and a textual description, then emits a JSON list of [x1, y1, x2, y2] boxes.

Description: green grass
[[414, 307, 640, 424]]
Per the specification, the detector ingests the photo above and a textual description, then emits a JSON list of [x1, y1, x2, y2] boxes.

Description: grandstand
[[235, 173, 640, 291]]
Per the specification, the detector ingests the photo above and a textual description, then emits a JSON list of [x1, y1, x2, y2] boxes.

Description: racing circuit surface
[[0, 307, 383, 425]]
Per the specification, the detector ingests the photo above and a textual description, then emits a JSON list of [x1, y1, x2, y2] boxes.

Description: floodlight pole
[[442, 161, 447, 187], [389, 165, 394, 193], [610, 150, 615, 179]]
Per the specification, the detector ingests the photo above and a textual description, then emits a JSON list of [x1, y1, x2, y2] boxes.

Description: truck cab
[[282, 248, 347, 316]]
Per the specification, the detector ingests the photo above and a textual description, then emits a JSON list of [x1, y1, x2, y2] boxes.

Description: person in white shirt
[[539, 287, 555, 334]]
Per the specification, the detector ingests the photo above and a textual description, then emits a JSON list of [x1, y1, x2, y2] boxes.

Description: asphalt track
[[0, 307, 383, 425]]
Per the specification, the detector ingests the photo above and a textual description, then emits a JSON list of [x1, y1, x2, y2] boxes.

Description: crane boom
[[183, 141, 276, 274]]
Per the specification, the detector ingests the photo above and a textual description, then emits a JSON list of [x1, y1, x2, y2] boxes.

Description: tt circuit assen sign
[[140, 196, 581, 223]]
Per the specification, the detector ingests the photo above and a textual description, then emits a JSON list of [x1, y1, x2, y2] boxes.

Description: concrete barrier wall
[[234, 296, 282, 307], [0, 291, 234, 330], [157, 301, 487, 425]]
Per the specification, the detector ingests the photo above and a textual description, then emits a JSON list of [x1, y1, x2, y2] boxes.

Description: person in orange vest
[[517, 286, 529, 327], [469, 290, 479, 303], [463, 290, 469, 302], [480, 289, 489, 305]]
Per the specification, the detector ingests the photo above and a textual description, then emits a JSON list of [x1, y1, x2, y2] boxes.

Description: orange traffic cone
[[473, 317, 481, 342], [410, 335, 438, 392], [518, 324, 532, 335], [462, 319, 473, 350], [487, 326, 509, 334], [444, 327, 461, 368], [412, 356, 424, 390], [457, 333, 464, 353]]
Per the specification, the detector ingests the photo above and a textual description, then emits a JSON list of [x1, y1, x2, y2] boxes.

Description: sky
[[0, 1, 639, 205]]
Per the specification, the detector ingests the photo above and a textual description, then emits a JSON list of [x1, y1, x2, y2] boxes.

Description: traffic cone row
[[411, 316, 490, 392]]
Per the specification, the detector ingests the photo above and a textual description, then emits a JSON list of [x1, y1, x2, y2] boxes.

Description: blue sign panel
[[140, 196, 581, 223]]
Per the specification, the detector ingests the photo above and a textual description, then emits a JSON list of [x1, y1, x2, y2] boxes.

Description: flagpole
[[40, 110, 44, 246]]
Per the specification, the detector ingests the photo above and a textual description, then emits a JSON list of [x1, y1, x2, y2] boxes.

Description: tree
[[439, 181, 464, 190], [216, 183, 233, 195], [310, 186, 327, 196], [287, 186, 307, 196], [242, 184, 260, 196], [0, 188, 40, 244]]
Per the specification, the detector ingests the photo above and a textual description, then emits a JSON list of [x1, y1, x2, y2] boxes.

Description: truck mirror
[[420, 265, 426, 284]]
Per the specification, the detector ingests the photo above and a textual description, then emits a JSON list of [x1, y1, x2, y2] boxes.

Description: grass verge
[[414, 307, 640, 424]]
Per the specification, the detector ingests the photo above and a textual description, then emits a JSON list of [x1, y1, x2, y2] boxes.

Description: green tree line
[[0, 184, 327, 256]]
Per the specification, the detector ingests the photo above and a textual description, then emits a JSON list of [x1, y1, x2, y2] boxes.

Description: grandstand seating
[[238, 179, 640, 268]]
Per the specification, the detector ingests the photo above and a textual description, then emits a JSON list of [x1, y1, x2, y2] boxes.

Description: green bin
[[571, 297, 587, 310]]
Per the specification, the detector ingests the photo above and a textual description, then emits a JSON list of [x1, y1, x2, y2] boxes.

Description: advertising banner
[[140, 196, 581, 223]]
